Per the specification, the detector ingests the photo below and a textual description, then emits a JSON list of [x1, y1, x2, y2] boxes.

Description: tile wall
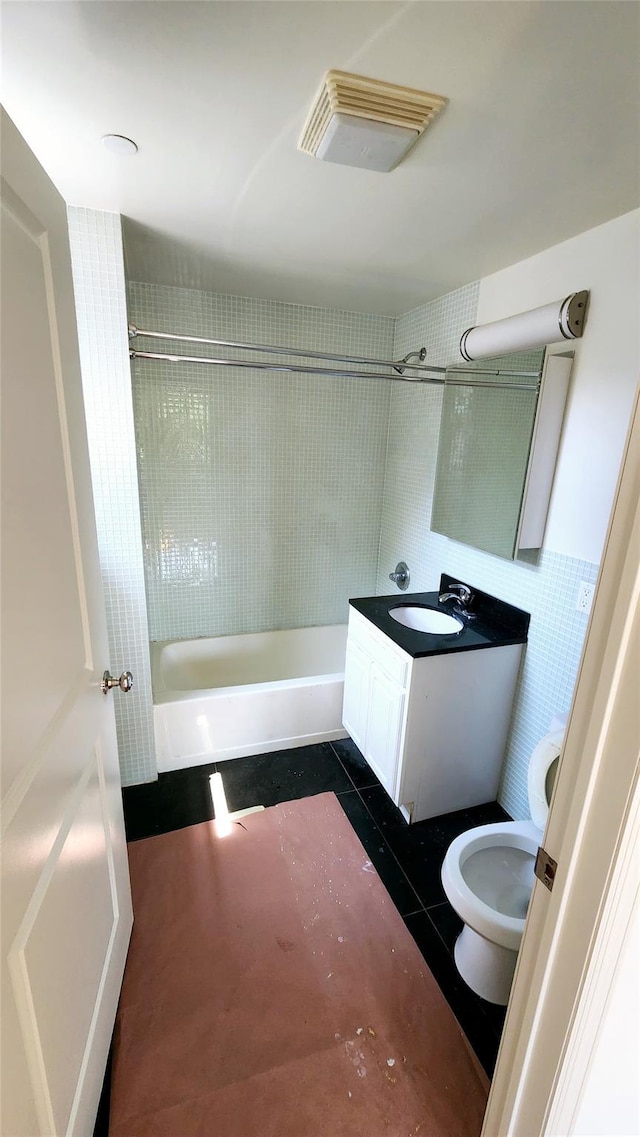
[[128, 283, 394, 642], [377, 284, 480, 588], [377, 285, 599, 819], [68, 209, 157, 786], [71, 219, 599, 806]]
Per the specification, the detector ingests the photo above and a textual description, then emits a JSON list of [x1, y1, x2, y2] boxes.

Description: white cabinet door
[[364, 663, 406, 796], [342, 638, 370, 753]]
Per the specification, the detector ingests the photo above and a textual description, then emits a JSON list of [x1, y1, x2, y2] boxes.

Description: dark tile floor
[[95, 739, 509, 1135]]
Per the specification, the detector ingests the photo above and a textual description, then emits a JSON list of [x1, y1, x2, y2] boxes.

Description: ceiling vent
[[298, 70, 447, 173]]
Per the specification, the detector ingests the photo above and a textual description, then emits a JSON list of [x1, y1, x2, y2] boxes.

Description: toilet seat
[[527, 729, 564, 828], [440, 728, 565, 1002], [442, 820, 539, 950]]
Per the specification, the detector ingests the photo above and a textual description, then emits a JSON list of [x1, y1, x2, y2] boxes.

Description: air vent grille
[[299, 70, 447, 158]]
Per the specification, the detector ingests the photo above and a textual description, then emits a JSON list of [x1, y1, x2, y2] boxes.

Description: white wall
[[477, 209, 640, 565]]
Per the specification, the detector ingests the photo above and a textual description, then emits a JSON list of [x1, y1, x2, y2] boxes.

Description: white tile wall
[[68, 208, 157, 786], [128, 283, 395, 641], [378, 282, 599, 819], [377, 283, 480, 592], [425, 541, 597, 818], [70, 235, 600, 809]]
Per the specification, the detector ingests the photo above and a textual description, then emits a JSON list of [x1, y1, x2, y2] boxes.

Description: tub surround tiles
[[128, 281, 394, 644], [68, 209, 157, 786], [376, 283, 480, 596]]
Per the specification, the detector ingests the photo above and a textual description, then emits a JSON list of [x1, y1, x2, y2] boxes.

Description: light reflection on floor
[[209, 771, 264, 838]]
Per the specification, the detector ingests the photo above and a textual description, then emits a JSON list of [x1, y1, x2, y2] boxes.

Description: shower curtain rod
[[128, 324, 446, 376], [127, 327, 541, 390]]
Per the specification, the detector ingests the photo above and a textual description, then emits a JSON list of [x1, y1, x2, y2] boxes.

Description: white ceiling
[[2, 1, 638, 315]]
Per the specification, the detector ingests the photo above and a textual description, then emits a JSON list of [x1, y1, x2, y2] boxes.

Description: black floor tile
[[161, 760, 218, 784], [338, 791, 423, 917], [385, 800, 511, 908], [461, 801, 512, 831], [217, 743, 352, 813], [384, 827, 452, 907], [92, 1043, 112, 1137], [403, 911, 502, 1078], [403, 909, 467, 1009], [330, 737, 382, 789], [427, 902, 508, 1046], [123, 769, 218, 841], [156, 772, 215, 833], [475, 994, 508, 1038], [122, 780, 164, 842], [359, 784, 408, 837], [425, 900, 464, 954]]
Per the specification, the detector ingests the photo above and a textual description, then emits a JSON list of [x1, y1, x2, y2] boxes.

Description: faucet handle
[[389, 561, 410, 590], [439, 581, 474, 609]]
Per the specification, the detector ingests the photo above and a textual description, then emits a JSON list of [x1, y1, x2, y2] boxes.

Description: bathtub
[[151, 624, 348, 772]]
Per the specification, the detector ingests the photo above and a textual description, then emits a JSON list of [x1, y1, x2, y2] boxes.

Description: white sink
[[389, 605, 463, 635]]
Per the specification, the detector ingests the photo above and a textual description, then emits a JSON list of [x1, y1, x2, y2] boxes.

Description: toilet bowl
[[441, 729, 564, 1005]]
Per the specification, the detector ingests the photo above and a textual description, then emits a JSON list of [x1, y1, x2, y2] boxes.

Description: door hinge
[[535, 846, 558, 892]]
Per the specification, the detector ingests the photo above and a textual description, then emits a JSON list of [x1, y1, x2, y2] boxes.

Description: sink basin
[[389, 605, 463, 635]]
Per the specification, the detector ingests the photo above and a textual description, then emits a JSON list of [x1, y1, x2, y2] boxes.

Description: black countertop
[[349, 574, 530, 660]]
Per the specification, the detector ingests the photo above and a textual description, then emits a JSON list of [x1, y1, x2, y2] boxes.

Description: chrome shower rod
[[129, 349, 540, 390], [128, 324, 446, 376], [128, 326, 541, 388], [129, 349, 445, 385]]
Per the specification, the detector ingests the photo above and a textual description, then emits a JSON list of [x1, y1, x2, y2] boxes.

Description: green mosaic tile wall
[[128, 282, 395, 641]]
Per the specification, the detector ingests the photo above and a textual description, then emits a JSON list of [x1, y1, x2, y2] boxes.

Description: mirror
[[431, 348, 570, 560]]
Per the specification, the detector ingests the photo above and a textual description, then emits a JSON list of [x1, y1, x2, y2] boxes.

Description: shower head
[[393, 347, 427, 375]]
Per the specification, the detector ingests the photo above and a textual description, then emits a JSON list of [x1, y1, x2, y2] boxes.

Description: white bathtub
[[151, 624, 348, 772]]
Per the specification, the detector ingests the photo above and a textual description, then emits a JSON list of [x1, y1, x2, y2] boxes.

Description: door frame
[[483, 387, 640, 1134]]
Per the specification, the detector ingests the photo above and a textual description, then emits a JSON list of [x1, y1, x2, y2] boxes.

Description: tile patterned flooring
[[95, 739, 508, 1135]]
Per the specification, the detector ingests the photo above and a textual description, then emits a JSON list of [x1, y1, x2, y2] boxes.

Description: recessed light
[[101, 134, 138, 156]]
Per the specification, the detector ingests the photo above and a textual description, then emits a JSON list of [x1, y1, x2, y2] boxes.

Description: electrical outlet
[[576, 581, 595, 615]]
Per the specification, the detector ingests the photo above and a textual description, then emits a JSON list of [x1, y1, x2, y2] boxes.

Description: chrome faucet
[[439, 582, 475, 616]]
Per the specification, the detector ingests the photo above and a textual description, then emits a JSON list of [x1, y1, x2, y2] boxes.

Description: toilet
[[441, 728, 564, 1005]]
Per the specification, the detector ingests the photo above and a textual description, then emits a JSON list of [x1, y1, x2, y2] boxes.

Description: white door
[[1, 110, 133, 1137]]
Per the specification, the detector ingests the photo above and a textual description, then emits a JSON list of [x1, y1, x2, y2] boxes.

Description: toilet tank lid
[[528, 729, 564, 829]]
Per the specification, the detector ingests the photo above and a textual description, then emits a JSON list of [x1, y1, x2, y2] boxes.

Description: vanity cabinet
[[342, 605, 523, 822], [343, 616, 407, 795]]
